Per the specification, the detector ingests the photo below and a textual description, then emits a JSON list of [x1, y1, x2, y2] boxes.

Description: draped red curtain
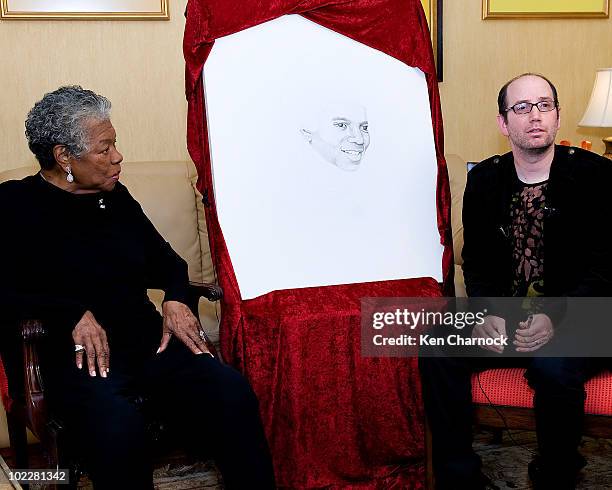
[[184, 1, 452, 487], [0, 359, 10, 413]]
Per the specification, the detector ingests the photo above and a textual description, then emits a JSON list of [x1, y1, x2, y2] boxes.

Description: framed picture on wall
[[421, 0, 443, 81], [0, 0, 169, 20], [483, 0, 609, 19]]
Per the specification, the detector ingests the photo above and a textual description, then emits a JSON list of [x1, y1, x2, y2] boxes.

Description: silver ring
[[198, 330, 206, 341], [74, 344, 85, 353]]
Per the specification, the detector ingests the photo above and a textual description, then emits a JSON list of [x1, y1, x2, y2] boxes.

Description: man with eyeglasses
[[420, 73, 612, 489]]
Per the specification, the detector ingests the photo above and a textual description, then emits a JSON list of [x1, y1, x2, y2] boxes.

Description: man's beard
[[513, 131, 556, 156], [524, 142, 554, 156]]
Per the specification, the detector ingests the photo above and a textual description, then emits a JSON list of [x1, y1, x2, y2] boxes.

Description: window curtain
[[183, 0, 452, 486]]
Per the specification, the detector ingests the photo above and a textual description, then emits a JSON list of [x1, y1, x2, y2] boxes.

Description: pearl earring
[[66, 166, 74, 183]]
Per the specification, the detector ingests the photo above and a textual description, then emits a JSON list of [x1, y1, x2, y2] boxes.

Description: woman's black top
[[0, 174, 190, 362]]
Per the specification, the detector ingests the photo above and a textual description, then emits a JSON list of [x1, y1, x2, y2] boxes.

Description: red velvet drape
[[184, 1, 452, 487], [0, 358, 9, 413]]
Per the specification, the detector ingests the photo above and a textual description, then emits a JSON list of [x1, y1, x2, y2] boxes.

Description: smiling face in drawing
[[301, 103, 370, 171]]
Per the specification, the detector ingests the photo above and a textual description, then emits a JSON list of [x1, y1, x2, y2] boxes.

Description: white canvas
[[204, 15, 443, 300]]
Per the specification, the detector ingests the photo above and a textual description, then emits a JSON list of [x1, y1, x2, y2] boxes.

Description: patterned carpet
[[148, 431, 612, 489], [71, 458, 224, 489], [152, 461, 222, 490], [475, 430, 612, 490], [16, 429, 612, 489], [146, 430, 612, 489]]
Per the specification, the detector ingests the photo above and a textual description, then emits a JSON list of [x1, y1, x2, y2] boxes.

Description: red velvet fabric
[[0, 358, 9, 413], [184, 1, 451, 487]]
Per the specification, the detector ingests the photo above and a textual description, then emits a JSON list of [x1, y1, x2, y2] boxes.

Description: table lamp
[[579, 68, 612, 160]]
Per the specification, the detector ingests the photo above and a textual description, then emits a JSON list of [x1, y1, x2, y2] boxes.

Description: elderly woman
[[0, 86, 275, 489]]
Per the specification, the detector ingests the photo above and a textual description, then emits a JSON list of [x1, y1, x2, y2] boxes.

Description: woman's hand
[[72, 310, 109, 377], [158, 301, 211, 356]]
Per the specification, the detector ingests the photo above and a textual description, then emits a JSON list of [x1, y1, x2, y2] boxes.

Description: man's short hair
[[497, 73, 559, 120]]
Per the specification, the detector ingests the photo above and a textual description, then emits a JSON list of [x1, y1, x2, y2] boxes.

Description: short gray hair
[[25, 86, 111, 170]]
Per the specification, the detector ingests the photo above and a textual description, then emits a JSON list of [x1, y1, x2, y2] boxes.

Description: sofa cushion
[[122, 162, 214, 285], [472, 368, 612, 416]]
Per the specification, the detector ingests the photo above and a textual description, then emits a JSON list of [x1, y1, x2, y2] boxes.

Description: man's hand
[[158, 301, 211, 356], [472, 315, 507, 353], [514, 313, 554, 352], [72, 310, 109, 377]]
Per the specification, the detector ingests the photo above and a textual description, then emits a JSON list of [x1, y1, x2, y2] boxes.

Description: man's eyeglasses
[[505, 100, 558, 115]]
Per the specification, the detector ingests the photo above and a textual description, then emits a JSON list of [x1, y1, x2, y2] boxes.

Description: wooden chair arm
[[187, 281, 223, 302], [186, 282, 223, 360], [20, 319, 49, 442]]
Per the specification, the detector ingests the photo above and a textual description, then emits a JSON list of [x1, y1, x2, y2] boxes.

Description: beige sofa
[[446, 154, 469, 297], [0, 161, 219, 448]]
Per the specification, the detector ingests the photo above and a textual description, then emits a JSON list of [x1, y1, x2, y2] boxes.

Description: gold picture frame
[[483, 0, 609, 19], [0, 0, 169, 20], [421, 0, 443, 81]]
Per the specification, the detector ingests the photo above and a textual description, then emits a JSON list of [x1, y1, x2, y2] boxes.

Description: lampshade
[[579, 68, 612, 128]]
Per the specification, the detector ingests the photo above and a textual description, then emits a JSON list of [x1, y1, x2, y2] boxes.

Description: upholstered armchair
[[0, 161, 222, 484]]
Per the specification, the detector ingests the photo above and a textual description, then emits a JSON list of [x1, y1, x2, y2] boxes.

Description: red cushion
[[0, 357, 10, 412], [472, 368, 612, 416]]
